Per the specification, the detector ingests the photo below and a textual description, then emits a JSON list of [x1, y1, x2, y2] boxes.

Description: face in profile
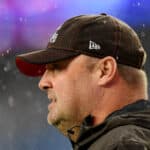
[[38, 55, 98, 130]]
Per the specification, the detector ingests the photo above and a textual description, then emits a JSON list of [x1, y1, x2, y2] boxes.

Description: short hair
[[85, 55, 148, 94], [117, 64, 148, 91]]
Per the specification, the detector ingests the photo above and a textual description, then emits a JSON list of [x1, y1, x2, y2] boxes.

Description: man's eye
[[52, 64, 61, 69], [46, 64, 62, 70]]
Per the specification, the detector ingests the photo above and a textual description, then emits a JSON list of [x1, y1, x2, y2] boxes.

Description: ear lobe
[[97, 56, 117, 86]]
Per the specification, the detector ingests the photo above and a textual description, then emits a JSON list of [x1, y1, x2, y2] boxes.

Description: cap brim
[[16, 48, 80, 77]]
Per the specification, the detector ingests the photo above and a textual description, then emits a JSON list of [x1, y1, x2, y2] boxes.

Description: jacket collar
[[72, 99, 150, 149]]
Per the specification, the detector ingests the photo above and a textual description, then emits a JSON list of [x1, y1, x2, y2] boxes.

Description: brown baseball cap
[[16, 13, 146, 77]]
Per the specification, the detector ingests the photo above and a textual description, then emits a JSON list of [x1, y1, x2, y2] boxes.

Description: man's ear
[[96, 56, 118, 86]]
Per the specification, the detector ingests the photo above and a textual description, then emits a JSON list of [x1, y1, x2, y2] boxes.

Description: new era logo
[[89, 40, 101, 50]]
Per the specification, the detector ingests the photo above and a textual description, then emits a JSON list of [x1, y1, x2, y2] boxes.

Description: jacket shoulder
[[111, 140, 149, 150], [88, 124, 150, 150]]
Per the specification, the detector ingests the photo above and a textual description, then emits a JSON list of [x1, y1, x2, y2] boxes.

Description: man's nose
[[38, 71, 53, 91]]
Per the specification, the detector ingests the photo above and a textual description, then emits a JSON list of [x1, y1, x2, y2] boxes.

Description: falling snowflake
[[140, 31, 146, 38], [6, 48, 11, 54], [26, 91, 32, 98], [35, 101, 43, 114], [19, 17, 23, 22], [8, 96, 15, 108], [142, 24, 145, 28], [3, 61, 12, 72], [137, 2, 140, 6], [2, 85, 7, 91]]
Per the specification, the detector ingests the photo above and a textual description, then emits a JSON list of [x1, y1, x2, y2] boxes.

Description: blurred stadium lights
[[13, 0, 58, 15], [0, 0, 149, 52]]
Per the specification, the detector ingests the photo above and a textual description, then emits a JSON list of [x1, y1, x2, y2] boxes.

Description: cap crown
[[48, 13, 146, 69]]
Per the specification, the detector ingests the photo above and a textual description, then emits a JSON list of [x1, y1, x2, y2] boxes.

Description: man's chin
[[48, 118, 81, 141], [47, 115, 64, 128], [47, 116, 60, 126], [48, 119, 69, 136]]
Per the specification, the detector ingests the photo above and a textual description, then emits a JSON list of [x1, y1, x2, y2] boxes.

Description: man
[[16, 13, 150, 149]]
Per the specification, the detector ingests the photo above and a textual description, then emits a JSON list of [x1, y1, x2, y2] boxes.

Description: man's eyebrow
[[45, 57, 74, 69], [45, 61, 67, 69], [45, 63, 54, 69], [46, 62, 62, 67]]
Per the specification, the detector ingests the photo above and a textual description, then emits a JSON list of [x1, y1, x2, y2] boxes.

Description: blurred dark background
[[0, 0, 150, 150]]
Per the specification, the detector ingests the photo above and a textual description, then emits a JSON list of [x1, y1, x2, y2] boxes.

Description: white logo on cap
[[49, 25, 62, 43], [89, 40, 101, 50], [50, 33, 58, 43]]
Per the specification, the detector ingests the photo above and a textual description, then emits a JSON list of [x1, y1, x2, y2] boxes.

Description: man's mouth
[[48, 96, 56, 103]]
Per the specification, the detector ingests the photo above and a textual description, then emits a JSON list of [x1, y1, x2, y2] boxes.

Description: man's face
[[38, 55, 97, 131]]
